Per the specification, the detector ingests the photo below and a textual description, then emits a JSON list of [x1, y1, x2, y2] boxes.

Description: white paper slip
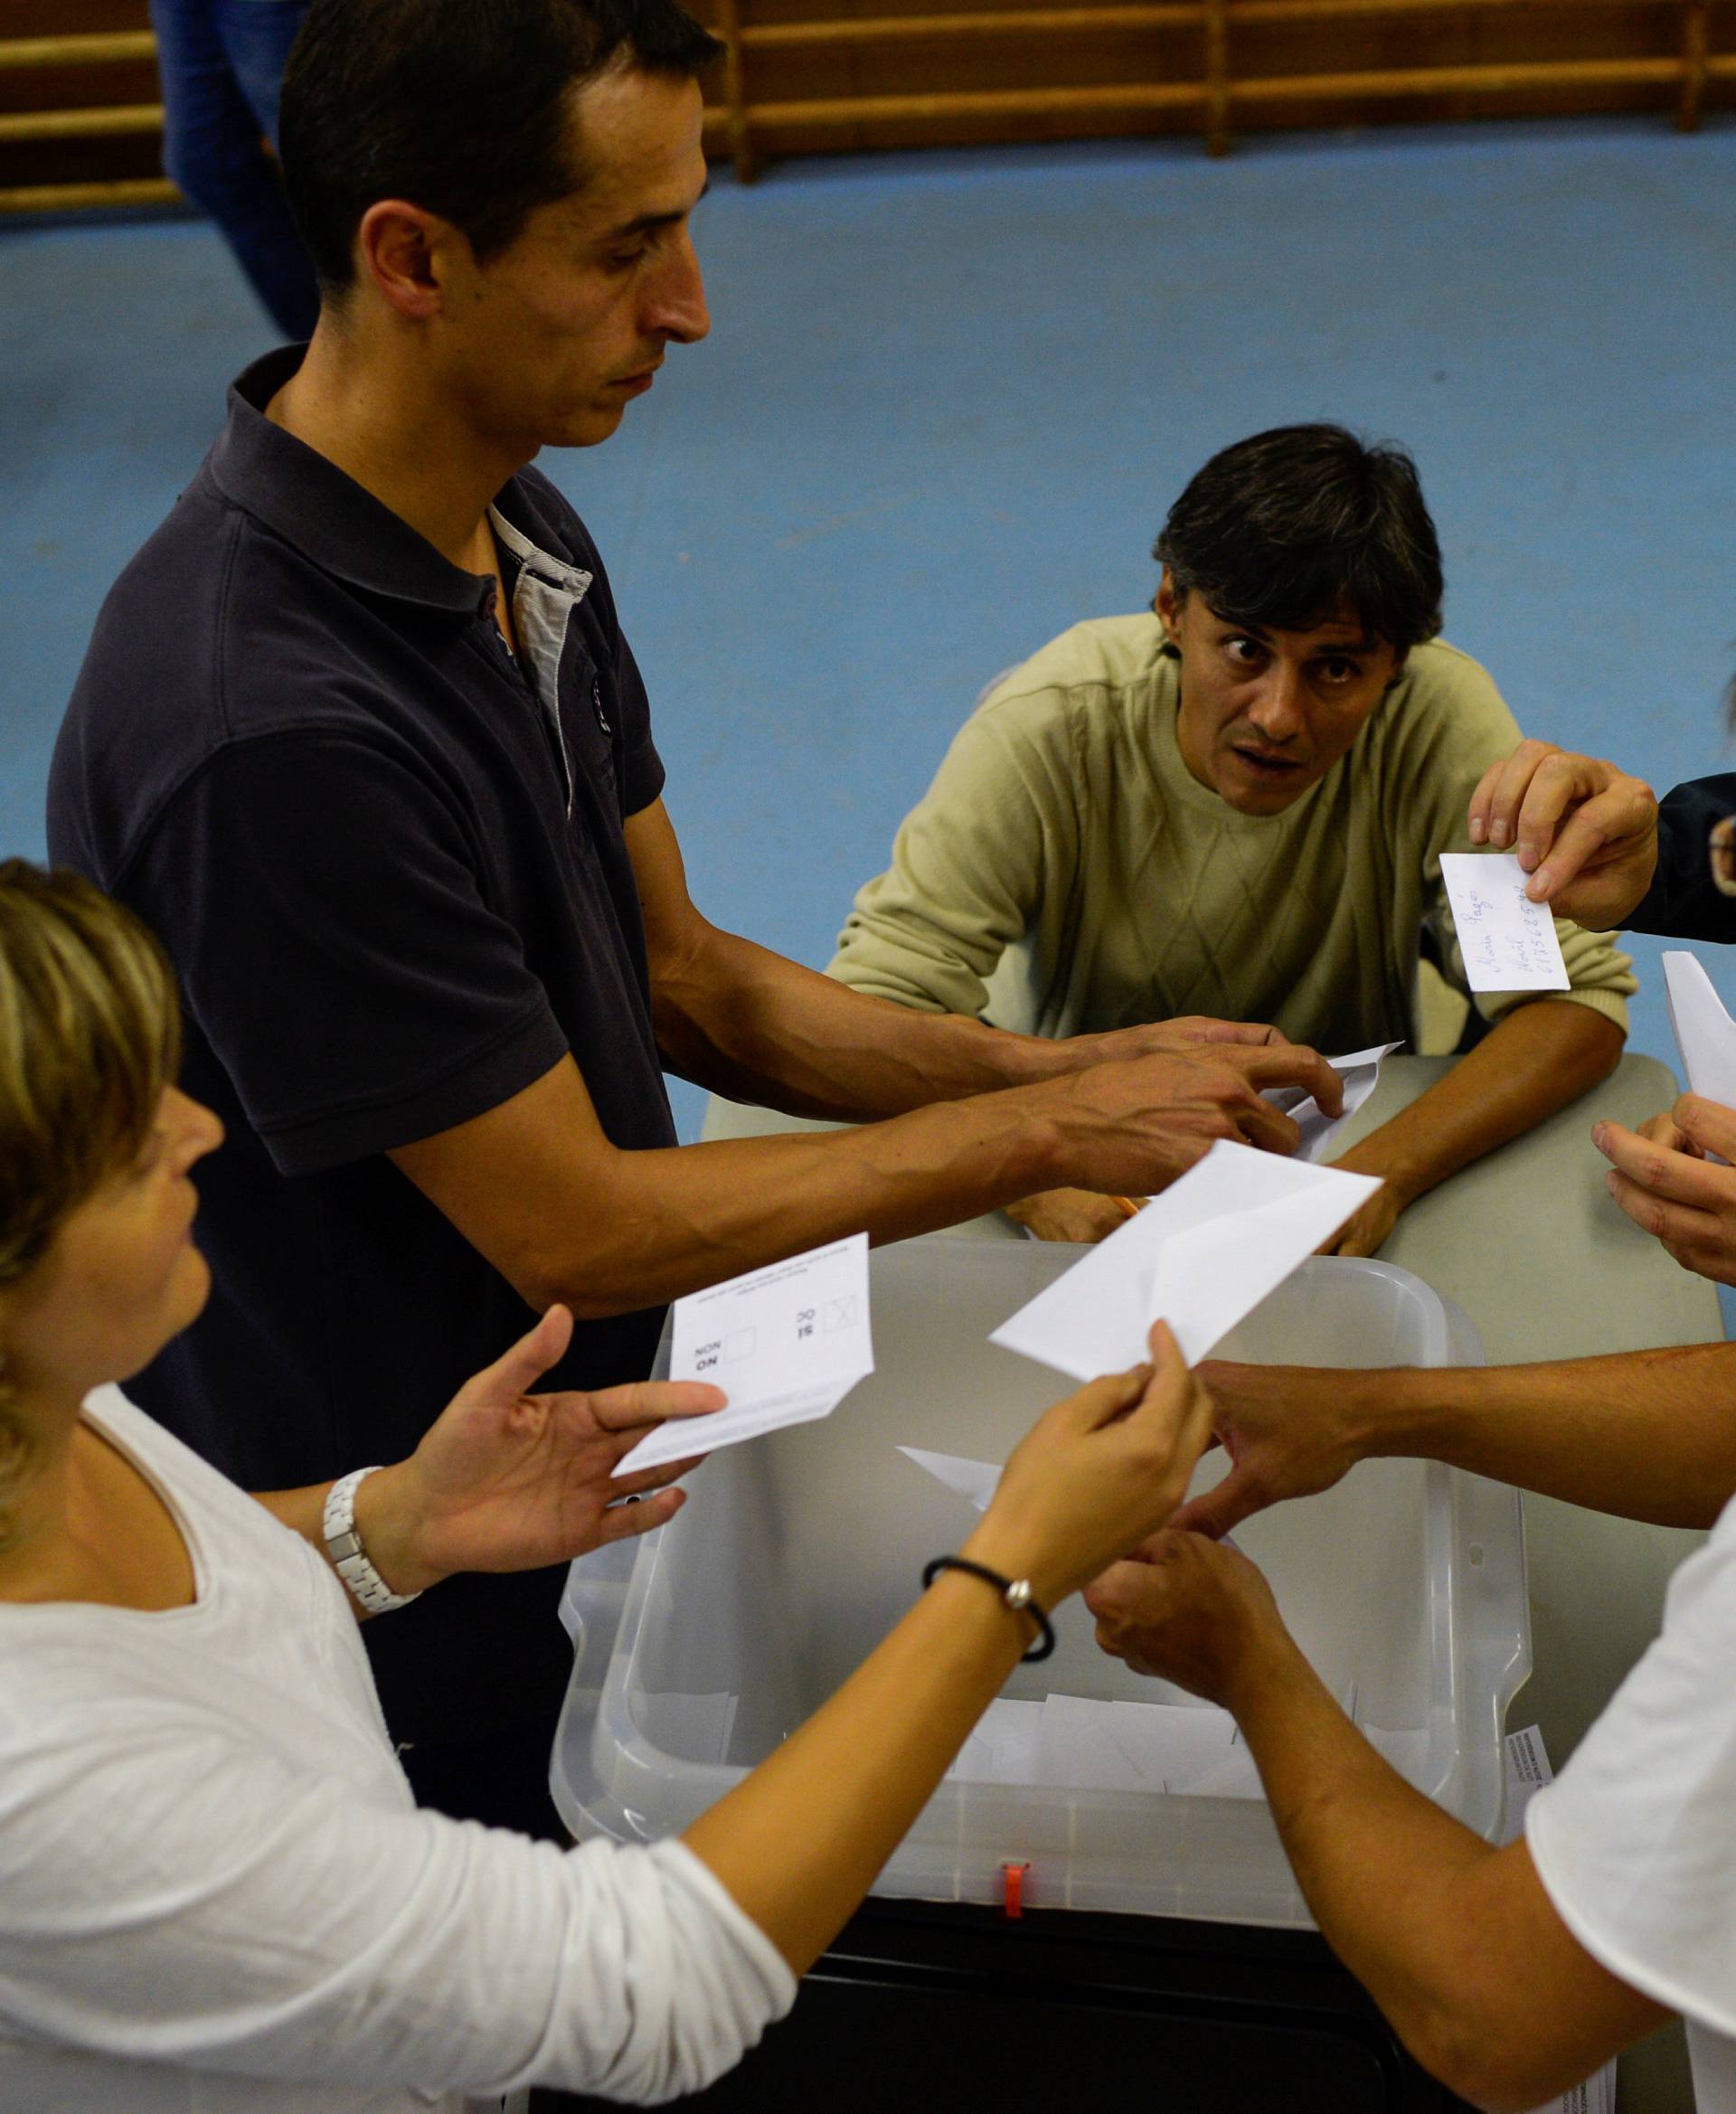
[[898, 1446, 1000, 1513], [1663, 951, 1736, 1114], [990, 1139, 1382, 1377], [1267, 1041, 1403, 1164], [1439, 852, 1571, 992], [616, 1233, 873, 1475]]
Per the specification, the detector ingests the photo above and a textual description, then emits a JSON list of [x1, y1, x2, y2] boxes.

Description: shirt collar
[[203, 347, 496, 620]]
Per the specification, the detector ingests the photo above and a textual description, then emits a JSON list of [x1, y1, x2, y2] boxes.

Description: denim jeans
[[150, 0, 319, 341]]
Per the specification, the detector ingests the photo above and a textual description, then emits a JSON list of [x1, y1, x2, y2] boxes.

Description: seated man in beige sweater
[[830, 425, 1635, 1251]]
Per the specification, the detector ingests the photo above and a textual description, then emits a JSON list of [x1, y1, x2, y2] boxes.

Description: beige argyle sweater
[[829, 615, 1634, 1051]]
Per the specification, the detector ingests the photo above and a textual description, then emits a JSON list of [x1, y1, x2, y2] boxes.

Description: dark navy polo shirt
[[48, 348, 676, 1748]]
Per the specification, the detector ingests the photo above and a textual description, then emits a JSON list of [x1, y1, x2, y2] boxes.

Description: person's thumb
[[465, 1304, 573, 1403], [1167, 1464, 1262, 1541]]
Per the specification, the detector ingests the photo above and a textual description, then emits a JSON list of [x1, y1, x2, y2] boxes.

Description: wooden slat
[[0, 175, 175, 212], [1679, 0, 1711, 128], [746, 79, 1207, 123], [712, 0, 759, 180], [0, 32, 157, 70], [1231, 54, 1684, 99], [742, 6, 1204, 49], [1205, 0, 1231, 152], [1233, 0, 1676, 18], [0, 100, 162, 142]]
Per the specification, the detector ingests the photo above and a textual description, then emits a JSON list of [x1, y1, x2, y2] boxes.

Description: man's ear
[[1155, 569, 1184, 646], [354, 199, 466, 322]]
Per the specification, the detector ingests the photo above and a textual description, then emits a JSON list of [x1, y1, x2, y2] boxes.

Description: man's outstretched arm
[[627, 799, 1289, 1122], [390, 1034, 1337, 1322], [1173, 1340, 1736, 1540], [1087, 1535, 1669, 2111]]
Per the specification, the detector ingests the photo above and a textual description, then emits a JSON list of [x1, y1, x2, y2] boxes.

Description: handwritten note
[[615, 1233, 873, 1474], [1439, 853, 1571, 993]]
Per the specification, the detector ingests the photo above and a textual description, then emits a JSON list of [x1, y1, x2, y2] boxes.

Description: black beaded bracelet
[[922, 1554, 1056, 1663]]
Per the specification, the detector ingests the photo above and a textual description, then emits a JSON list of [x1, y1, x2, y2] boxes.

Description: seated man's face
[[1159, 575, 1403, 817]]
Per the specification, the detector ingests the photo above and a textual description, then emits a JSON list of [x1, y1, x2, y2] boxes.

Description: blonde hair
[[0, 862, 182, 1291]]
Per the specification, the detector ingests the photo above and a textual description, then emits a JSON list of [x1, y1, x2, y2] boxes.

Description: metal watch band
[[322, 1466, 420, 1615]]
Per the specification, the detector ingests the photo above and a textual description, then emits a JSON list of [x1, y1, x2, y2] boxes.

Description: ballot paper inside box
[[554, 1241, 1529, 1930]]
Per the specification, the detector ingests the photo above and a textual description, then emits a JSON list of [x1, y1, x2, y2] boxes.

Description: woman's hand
[[1085, 1529, 1292, 1712], [961, 1319, 1216, 1610], [356, 1306, 724, 1596]]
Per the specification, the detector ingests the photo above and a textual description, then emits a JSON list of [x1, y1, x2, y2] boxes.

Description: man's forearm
[[1229, 1637, 1646, 2110], [530, 1081, 1071, 1317], [1344, 1341, 1736, 1527], [1333, 1000, 1623, 1208], [651, 920, 1070, 1120]]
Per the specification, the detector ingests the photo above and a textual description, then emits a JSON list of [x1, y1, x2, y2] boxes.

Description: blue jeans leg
[[149, 0, 319, 342]]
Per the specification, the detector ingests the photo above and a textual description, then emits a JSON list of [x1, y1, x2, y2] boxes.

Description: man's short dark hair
[[278, 0, 722, 292], [1153, 424, 1445, 657]]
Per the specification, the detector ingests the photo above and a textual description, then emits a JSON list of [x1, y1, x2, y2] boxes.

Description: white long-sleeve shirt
[[0, 1387, 795, 2112]]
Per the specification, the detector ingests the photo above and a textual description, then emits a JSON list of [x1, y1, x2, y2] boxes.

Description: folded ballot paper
[[1267, 1040, 1402, 1164], [990, 1139, 1383, 1377], [1663, 950, 1736, 1116], [615, 1232, 873, 1475]]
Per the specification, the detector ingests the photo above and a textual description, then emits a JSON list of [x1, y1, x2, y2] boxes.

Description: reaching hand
[[1084, 1530, 1288, 1712], [357, 1306, 725, 1595], [1165, 1359, 1367, 1540], [1314, 1178, 1403, 1260], [1467, 740, 1657, 927], [1079, 1016, 1291, 1062], [1050, 1043, 1345, 1196], [1595, 1099, 1736, 1286], [1004, 1187, 1132, 1244], [961, 1320, 1216, 1610]]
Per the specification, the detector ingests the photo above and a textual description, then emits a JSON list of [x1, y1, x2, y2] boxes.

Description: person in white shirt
[[0, 859, 1212, 2113], [1083, 1349, 1736, 2109]]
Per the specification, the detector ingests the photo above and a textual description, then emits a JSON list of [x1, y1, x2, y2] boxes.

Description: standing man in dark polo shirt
[[47, 0, 1338, 1836]]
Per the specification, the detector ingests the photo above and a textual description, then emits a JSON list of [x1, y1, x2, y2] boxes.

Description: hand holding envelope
[[991, 1140, 1383, 1377]]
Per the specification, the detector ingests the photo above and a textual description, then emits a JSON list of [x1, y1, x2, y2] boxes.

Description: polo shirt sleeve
[[127, 730, 570, 1175], [613, 626, 665, 817]]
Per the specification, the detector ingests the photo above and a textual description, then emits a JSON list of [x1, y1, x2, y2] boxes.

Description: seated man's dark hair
[[278, 0, 722, 293], [1153, 423, 1445, 657]]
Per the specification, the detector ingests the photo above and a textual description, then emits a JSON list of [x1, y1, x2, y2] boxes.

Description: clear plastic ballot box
[[552, 1241, 1529, 1929]]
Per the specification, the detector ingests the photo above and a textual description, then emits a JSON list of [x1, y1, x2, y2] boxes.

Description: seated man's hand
[[1314, 1177, 1404, 1260], [1467, 739, 1657, 928], [1004, 1186, 1133, 1244], [1596, 1099, 1736, 1286], [1165, 1361, 1368, 1539], [1085, 1530, 1287, 1709], [357, 1305, 723, 1595]]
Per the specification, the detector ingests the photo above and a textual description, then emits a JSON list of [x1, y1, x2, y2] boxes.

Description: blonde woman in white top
[[0, 860, 1211, 2112]]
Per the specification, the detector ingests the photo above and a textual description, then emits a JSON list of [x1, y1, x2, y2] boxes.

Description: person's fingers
[[1511, 750, 1592, 873], [1466, 754, 1509, 845], [605, 1451, 707, 1495], [1135, 1321, 1216, 1467], [1604, 1168, 1724, 1251], [1594, 1120, 1735, 1210], [595, 1486, 685, 1544], [1063, 1362, 1155, 1432], [1675, 1094, 1736, 1166], [1480, 740, 1559, 849], [1167, 1463, 1267, 1540], [1236, 1045, 1344, 1114], [586, 1378, 728, 1433], [1522, 787, 1623, 899], [1232, 1094, 1303, 1156], [1635, 1110, 1691, 1152], [1081, 1555, 1165, 1625], [1188, 1017, 1288, 1048]]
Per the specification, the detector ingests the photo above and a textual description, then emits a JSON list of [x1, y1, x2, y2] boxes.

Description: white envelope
[[990, 1140, 1383, 1375], [897, 1445, 1000, 1512], [1662, 951, 1736, 1112], [1267, 1041, 1402, 1164]]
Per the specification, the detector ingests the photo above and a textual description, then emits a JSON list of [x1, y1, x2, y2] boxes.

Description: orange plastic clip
[[1000, 1860, 1031, 1920]]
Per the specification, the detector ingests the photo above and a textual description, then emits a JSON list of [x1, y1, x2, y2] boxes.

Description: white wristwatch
[[322, 1467, 420, 1615]]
